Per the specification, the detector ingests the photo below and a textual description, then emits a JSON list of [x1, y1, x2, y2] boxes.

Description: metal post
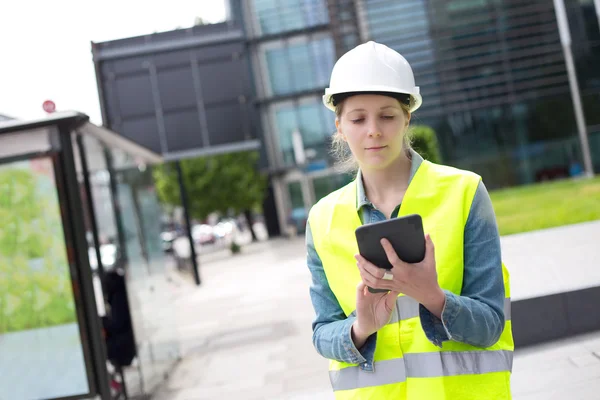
[[175, 160, 201, 285], [594, 0, 600, 37], [76, 134, 106, 279], [57, 129, 112, 400], [554, 0, 595, 177]]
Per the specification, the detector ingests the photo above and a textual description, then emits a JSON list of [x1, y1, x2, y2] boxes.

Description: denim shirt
[[306, 150, 505, 372]]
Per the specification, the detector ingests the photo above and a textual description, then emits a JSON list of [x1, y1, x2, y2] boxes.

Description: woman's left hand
[[355, 234, 446, 318]]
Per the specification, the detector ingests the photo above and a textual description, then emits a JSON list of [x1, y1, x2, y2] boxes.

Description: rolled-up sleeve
[[420, 181, 506, 348], [307, 222, 377, 371]]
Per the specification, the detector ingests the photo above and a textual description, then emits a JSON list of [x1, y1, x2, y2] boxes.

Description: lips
[[365, 145, 387, 150]]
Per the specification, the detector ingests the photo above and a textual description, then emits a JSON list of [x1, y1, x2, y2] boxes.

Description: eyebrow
[[348, 105, 398, 113]]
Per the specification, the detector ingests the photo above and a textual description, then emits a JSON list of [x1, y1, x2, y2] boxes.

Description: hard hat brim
[[323, 88, 422, 113]]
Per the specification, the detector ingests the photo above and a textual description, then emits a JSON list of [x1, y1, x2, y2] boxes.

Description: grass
[[489, 176, 600, 236]]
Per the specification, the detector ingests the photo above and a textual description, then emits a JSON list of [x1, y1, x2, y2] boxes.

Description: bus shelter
[[0, 111, 183, 399]]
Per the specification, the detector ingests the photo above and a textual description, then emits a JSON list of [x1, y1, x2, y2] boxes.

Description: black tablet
[[355, 214, 426, 293]]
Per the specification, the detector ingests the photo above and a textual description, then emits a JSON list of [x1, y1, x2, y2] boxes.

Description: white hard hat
[[323, 41, 422, 113]]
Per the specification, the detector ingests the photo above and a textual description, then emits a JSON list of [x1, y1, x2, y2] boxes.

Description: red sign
[[42, 100, 56, 113]]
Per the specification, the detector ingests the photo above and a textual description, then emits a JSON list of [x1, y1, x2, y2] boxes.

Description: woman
[[306, 41, 513, 399]]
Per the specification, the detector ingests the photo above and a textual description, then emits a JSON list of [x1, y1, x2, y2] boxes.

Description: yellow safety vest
[[308, 159, 513, 400]]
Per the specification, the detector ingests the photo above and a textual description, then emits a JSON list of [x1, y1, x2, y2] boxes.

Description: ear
[[335, 118, 347, 141], [405, 111, 412, 127]]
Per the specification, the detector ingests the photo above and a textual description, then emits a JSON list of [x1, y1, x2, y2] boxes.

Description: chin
[[362, 158, 393, 171]]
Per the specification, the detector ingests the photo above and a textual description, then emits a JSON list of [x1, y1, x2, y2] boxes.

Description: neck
[[361, 151, 412, 206]]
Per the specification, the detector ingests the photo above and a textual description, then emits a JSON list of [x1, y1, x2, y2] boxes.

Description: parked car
[[213, 219, 235, 239], [191, 224, 216, 245]]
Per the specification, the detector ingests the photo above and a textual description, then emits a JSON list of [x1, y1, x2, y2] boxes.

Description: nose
[[367, 121, 382, 138]]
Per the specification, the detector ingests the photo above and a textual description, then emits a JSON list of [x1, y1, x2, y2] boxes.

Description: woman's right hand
[[351, 281, 400, 348]]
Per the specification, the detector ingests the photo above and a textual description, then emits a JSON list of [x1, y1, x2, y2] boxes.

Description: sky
[[0, 0, 227, 124]]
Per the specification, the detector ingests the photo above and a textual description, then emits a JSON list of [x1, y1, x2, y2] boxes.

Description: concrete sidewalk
[[153, 238, 331, 400], [512, 332, 600, 399], [151, 222, 600, 400]]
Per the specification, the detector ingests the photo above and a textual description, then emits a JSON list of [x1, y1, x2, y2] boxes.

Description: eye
[[351, 118, 365, 124], [381, 115, 395, 120]]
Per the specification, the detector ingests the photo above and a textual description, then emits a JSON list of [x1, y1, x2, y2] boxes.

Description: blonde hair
[[330, 98, 412, 174]]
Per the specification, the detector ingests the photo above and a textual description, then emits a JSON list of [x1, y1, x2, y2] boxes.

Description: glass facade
[[288, 181, 305, 209], [244, 0, 340, 232], [264, 37, 335, 96], [241, 0, 600, 233], [364, 1, 441, 111], [313, 173, 354, 201], [566, 0, 600, 153], [362, 0, 600, 187], [567, 0, 600, 93], [424, 95, 584, 186], [252, 0, 329, 35], [273, 97, 336, 167], [258, 35, 336, 171]]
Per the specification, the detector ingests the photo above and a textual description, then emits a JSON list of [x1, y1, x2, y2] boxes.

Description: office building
[[230, 0, 600, 232]]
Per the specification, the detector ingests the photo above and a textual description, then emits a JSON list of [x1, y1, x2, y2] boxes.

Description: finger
[[355, 254, 387, 280], [380, 238, 403, 267], [357, 262, 391, 291], [424, 233, 435, 260], [365, 277, 394, 292], [384, 290, 401, 314], [357, 263, 379, 287], [356, 281, 367, 298]]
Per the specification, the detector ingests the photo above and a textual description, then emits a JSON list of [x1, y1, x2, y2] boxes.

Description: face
[[335, 94, 410, 171]]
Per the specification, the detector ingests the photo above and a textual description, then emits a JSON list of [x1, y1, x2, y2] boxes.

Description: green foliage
[[230, 241, 242, 254], [490, 176, 600, 236], [153, 151, 267, 221], [0, 162, 77, 334], [409, 125, 442, 164]]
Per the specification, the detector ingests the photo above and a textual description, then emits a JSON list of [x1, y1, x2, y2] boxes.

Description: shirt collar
[[356, 149, 424, 211]]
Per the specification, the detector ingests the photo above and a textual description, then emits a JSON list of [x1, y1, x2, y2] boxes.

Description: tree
[[152, 151, 267, 240], [0, 162, 78, 333], [409, 125, 442, 164]]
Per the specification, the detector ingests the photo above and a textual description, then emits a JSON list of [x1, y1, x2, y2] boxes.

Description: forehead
[[344, 94, 401, 111]]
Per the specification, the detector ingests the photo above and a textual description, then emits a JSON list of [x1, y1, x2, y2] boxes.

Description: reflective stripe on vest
[[349, 296, 512, 324], [330, 350, 513, 391]]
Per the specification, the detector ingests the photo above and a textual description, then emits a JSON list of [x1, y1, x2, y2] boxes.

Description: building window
[[288, 44, 314, 92], [266, 48, 293, 94], [263, 37, 335, 96], [275, 105, 299, 165], [313, 173, 353, 201], [273, 97, 336, 167], [287, 181, 305, 209], [298, 102, 326, 146], [286, 180, 307, 233], [252, 0, 329, 36]]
